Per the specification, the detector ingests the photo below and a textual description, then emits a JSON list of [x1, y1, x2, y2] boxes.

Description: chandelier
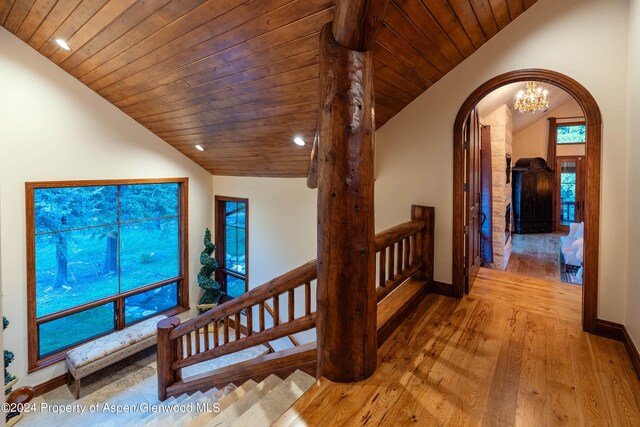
[[514, 81, 550, 113]]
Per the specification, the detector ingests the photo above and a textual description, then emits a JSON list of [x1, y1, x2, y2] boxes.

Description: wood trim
[[374, 219, 424, 250], [181, 178, 190, 309], [26, 178, 189, 371], [555, 120, 587, 145], [593, 319, 640, 379], [594, 319, 625, 342], [35, 277, 182, 324], [623, 326, 640, 379], [214, 195, 249, 297], [377, 280, 428, 346], [429, 281, 457, 298], [34, 373, 67, 397], [547, 117, 557, 231], [26, 181, 37, 373], [25, 178, 189, 188], [28, 306, 188, 373], [452, 69, 602, 334], [553, 156, 585, 232]]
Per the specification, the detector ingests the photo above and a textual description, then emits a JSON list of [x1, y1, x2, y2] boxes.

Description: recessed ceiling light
[[55, 38, 71, 51], [293, 136, 305, 146], [195, 144, 204, 151]]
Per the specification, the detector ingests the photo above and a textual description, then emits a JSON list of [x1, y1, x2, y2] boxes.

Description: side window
[[215, 196, 248, 299]]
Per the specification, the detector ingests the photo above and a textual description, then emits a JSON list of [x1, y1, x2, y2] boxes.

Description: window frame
[[555, 120, 586, 145], [26, 178, 190, 372], [214, 196, 249, 299]]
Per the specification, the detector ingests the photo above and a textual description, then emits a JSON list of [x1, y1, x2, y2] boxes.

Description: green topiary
[[4, 316, 15, 395], [197, 228, 224, 314]]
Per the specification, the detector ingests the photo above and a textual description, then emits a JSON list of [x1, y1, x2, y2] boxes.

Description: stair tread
[[186, 380, 258, 427], [230, 371, 316, 427], [172, 388, 221, 426], [204, 376, 283, 426]]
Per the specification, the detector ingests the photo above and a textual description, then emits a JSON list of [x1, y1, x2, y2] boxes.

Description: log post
[[157, 316, 181, 401], [316, 23, 376, 382], [411, 205, 435, 283]]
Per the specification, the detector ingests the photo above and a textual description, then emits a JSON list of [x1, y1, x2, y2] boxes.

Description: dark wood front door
[[465, 108, 482, 292]]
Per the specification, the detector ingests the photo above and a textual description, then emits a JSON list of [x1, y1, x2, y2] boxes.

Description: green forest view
[[556, 124, 586, 144], [34, 183, 180, 356], [223, 201, 246, 299]]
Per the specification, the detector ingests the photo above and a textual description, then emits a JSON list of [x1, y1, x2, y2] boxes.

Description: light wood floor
[[275, 269, 640, 426], [505, 233, 564, 282]]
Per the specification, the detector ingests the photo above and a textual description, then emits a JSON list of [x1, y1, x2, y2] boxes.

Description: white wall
[[375, 0, 629, 322], [0, 28, 213, 387], [211, 177, 317, 287], [512, 99, 585, 163], [211, 176, 317, 344], [626, 0, 640, 350]]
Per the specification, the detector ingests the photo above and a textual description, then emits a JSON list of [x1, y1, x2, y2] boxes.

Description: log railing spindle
[[273, 296, 280, 326], [288, 289, 295, 322], [379, 248, 386, 287]]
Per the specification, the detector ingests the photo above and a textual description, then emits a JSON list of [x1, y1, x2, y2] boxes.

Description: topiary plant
[[196, 228, 224, 314], [4, 316, 16, 395]]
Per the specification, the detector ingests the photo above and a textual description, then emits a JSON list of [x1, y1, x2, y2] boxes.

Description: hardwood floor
[[275, 269, 640, 426], [505, 233, 564, 282]]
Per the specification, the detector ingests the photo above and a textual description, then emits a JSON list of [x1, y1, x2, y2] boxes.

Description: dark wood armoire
[[511, 157, 553, 234]]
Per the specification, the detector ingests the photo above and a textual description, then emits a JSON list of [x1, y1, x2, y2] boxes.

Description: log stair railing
[[227, 300, 300, 350], [157, 205, 434, 400], [157, 261, 316, 400]]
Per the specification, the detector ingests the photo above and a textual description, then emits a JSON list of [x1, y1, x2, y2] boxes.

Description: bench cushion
[[66, 315, 166, 370]]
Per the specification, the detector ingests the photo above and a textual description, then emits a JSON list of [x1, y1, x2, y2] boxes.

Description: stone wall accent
[[482, 105, 513, 270]]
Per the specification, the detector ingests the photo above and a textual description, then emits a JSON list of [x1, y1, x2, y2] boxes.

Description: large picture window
[[27, 178, 189, 370], [215, 196, 248, 299]]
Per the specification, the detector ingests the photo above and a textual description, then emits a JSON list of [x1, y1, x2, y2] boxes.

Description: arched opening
[[452, 69, 601, 333]]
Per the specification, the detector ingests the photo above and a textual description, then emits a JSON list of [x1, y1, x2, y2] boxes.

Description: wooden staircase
[[156, 204, 436, 412], [137, 370, 316, 427]]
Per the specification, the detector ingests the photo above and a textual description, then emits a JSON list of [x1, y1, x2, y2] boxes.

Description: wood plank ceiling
[[0, 0, 537, 177]]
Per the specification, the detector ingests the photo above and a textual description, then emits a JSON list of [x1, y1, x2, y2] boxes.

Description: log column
[[316, 3, 383, 380]]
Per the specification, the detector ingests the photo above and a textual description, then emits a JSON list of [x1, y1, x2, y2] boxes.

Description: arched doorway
[[452, 69, 601, 333]]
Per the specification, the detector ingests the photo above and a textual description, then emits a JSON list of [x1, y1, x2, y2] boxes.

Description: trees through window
[[556, 123, 586, 144], [215, 196, 248, 299], [27, 179, 188, 369]]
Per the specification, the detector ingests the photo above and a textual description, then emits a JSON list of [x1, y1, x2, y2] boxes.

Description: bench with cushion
[[65, 314, 166, 399]]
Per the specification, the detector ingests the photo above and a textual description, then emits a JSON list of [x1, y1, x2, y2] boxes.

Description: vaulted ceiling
[[0, 0, 537, 177]]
